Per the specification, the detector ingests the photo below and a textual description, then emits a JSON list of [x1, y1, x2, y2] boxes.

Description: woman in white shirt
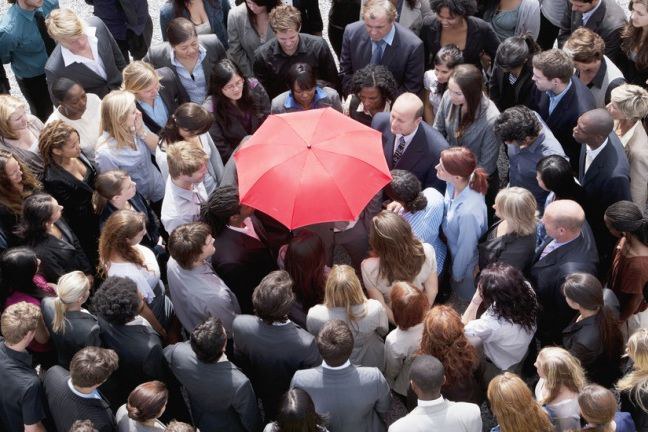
[[307, 264, 388, 370], [0, 94, 44, 177]]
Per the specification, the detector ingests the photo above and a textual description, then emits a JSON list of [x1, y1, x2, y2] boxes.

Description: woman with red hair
[[436, 147, 488, 300]]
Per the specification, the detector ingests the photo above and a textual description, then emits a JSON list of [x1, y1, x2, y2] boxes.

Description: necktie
[[539, 240, 559, 260], [370, 40, 386, 65], [34, 10, 56, 56], [393, 136, 407, 165]]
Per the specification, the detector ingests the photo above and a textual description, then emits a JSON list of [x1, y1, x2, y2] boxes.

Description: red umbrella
[[234, 107, 392, 230]]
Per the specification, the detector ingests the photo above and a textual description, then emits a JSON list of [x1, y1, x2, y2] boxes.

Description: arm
[[604, 27, 624, 65], [617, 291, 645, 322], [423, 271, 438, 307], [383, 335, 405, 383], [234, 379, 262, 432], [367, 287, 394, 323], [476, 121, 501, 175], [24, 423, 46, 432], [432, 92, 448, 135], [0, 31, 18, 65], [450, 212, 481, 282], [301, 0, 324, 34], [135, 112, 160, 153], [338, 27, 354, 96], [461, 289, 483, 324], [252, 51, 274, 98], [521, 0, 541, 40]]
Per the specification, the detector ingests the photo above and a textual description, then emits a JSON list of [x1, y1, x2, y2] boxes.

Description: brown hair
[[449, 64, 484, 139], [535, 347, 587, 405], [578, 384, 618, 431], [269, 4, 302, 32], [621, 0, 648, 69], [390, 282, 429, 330], [166, 141, 208, 178], [38, 120, 80, 167], [127, 381, 169, 422], [0, 150, 41, 215], [252, 270, 295, 324], [93, 170, 131, 215], [0, 302, 41, 344], [564, 28, 606, 63], [168, 222, 212, 269], [532, 49, 574, 83], [440, 147, 488, 194], [98, 210, 148, 276], [160, 103, 213, 145], [70, 347, 119, 388], [166, 17, 197, 46]]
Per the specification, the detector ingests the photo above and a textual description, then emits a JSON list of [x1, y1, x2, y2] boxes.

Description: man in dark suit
[[574, 108, 631, 277], [339, 0, 424, 96], [372, 92, 449, 193], [201, 185, 279, 315], [44, 347, 118, 432], [528, 200, 599, 346], [144, 17, 226, 103], [44, 9, 126, 100], [165, 318, 261, 432], [557, 0, 627, 63], [531, 48, 596, 172], [232, 271, 321, 420]]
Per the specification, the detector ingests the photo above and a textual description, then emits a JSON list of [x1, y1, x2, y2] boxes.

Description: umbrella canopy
[[234, 107, 392, 230]]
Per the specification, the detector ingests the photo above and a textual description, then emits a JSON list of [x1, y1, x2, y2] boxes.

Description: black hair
[[274, 389, 326, 432], [0, 247, 46, 306], [409, 355, 445, 395], [384, 169, 427, 213], [190, 317, 227, 363], [430, 0, 477, 16], [200, 185, 241, 236], [15, 192, 56, 244], [536, 155, 585, 202], [287, 63, 316, 92], [493, 105, 542, 143], [605, 200, 648, 246], [92, 276, 141, 325], [350, 64, 398, 103], [495, 33, 541, 70], [51, 77, 80, 105]]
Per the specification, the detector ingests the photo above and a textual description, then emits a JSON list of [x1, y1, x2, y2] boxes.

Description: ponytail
[[469, 167, 489, 195], [52, 271, 90, 334], [51, 297, 68, 334], [599, 306, 624, 363]]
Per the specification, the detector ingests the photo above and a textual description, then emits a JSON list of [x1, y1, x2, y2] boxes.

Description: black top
[[0, 341, 46, 431], [620, 360, 648, 432], [489, 63, 535, 112], [0, 204, 21, 251], [478, 221, 536, 272]]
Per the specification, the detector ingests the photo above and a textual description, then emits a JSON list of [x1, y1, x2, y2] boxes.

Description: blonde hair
[[52, 271, 91, 334], [536, 347, 587, 405], [100, 91, 137, 150], [122, 61, 160, 94], [46, 8, 85, 41], [1, 302, 41, 344], [495, 187, 537, 236], [362, 0, 398, 22], [488, 372, 554, 432], [0, 94, 27, 140], [269, 5, 302, 32], [610, 84, 648, 121], [617, 328, 648, 412], [166, 141, 208, 178], [323, 265, 368, 322]]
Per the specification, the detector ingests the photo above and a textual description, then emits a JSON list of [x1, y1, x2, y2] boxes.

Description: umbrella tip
[[307, 144, 311, 149]]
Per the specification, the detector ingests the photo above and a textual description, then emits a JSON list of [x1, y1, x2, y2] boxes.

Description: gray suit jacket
[[44, 16, 127, 100], [388, 400, 482, 432], [290, 364, 391, 432], [143, 34, 226, 93], [227, 2, 275, 77]]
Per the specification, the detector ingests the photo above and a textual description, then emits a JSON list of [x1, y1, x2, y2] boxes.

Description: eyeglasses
[[223, 79, 245, 92]]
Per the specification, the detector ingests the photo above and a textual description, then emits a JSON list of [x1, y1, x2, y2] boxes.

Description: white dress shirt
[[60, 27, 107, 80]]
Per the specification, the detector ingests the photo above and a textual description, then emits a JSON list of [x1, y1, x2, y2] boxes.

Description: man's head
[[201, 185, 253, 236], [92, 276, 141, 325], [569, 0, 599, 13], [190, 317, 227, 363], [390, 93, 423, 136], [317, 320, 353, 367], [166, 141, 208, 184], [362, 0, 397, 42], [168, 222, 214, 269], [1, 302, 41, 346], [563, 28, 605, 85], [542, 200, 585, 242], [409, 355, 445, 399], [493, 106, 542, 147], [252, 270, 295, 324], [532, 49, 574, 92], [269, 5, 301, 55], [572, 108, 614, 147], [70, 347, 119, 389]]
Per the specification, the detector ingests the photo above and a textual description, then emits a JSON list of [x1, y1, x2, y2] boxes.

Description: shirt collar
[[382, 24, 396, 46], [357, 100, 391, 116], [284, 86, 328, 109], [322, 360, 351, 370], [15, 2, 38, 20], [396, 124, 419, 145], [586, 137, 608, 160], [67, 379, 102, 400], [170, 44, 207, 68], [0, 342, 32, 366], [582, 0, 602, 25], [61, 27, 98, 67], [418, 396, 445, 407], [226, 216, 259, 239], [170, 179, 207, 200]]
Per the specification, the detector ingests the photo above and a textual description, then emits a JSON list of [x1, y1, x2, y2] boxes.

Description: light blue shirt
[[442, 183, 487, 280], [0, 0, 59, 78], [547, 79, 572, 116], [284, 86, 329, 110], [402, 188, 447, 273], [171, 45, 208, 103], [138, 94, 169, 128], [372, 24, 396, 58]]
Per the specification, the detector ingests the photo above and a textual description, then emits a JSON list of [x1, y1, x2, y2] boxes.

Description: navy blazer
[[372, 112, 448, 194], [339, 21, 425, 96], [532, 76, 596, 172]]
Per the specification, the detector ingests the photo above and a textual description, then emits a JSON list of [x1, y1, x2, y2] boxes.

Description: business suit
[[578, 133, 631, 276], [339, 21, 424, 96], [478, 222, 536, 272], [137, 67, 188, 134], [532, 76, 597, 172], [372, 112, 448, 193], [388, 400, 482, 432], [44, 16, 127, 100], [290, 363, 391, 432], [41, 297, 101, 369], [528, 230, 599, 346], [557, 0, 627, 63]]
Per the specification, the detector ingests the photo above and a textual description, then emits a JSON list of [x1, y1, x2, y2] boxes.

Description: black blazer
[[137, 67, 189, 134], [292, 0, 323, 35], [211, 215, 278, 315], [489, 63, 535, 112], [478, 221, 536, 272], [372, 112, 448, 194], [557, 0, 627, 64], [42, 154, 99, 265], [420, 15, 499, 70], [41, 297, 101, 369], [44, 16, 127, 99], [531, 76, 597, 173], [528, 230, 599, 346]]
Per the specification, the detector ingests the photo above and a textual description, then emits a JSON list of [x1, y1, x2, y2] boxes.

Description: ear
[[52, 147, 64, 157], [228, 213, 241, 226]]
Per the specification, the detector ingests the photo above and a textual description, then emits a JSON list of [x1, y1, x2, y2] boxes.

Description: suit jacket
[[528, 230, 599, 346], [339, 21, 424, 96], [478, 221, 536, 272], [388, 400, 482, 432], [290, 364, 391, 432], [45, 16, 127, 100], [489, 63, 535, 112], [372, 112, 448, 193], [41, 297, 101, 369], [144, 34, 226, 97], [557, 0, 627, 63], [164, 341, 261, 432], [619, 120, 648, 209], [578, 133, 631, 270], [532, 76, 596, 172], [137, 67, 189, 134], [232, 315, 321, 420]]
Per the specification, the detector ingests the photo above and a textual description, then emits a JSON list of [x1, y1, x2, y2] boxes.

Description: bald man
[[528, 200, 599, 346], [574, 108, 631, 277], [372, 93, 449, 193]]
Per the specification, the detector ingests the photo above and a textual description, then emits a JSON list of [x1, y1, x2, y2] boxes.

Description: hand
[[385, 201, 404, 214], [133, 110, 145, 136]]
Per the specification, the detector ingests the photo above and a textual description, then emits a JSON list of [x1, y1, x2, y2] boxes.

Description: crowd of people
[[1, 0, 648, 430]]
